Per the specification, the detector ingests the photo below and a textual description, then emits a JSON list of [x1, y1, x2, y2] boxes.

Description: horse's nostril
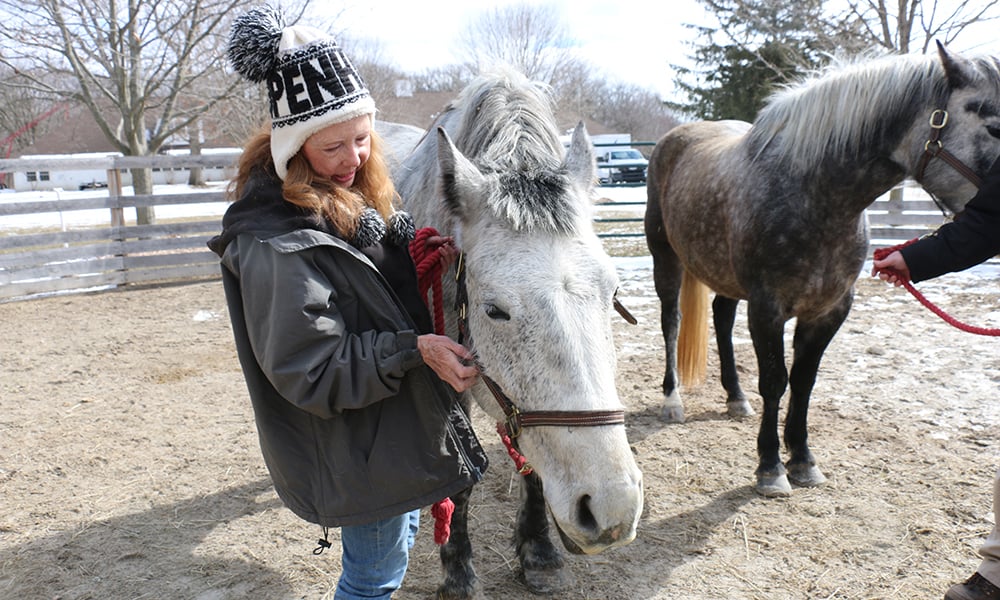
[[577, 494, 597, 530]]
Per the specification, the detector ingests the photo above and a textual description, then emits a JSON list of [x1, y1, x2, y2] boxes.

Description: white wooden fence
[[0, 154, 237, 301], [0, 154, 953, 302]]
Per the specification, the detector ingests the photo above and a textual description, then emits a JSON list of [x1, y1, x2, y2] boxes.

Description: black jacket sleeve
[[901, 156, 1000, 283]]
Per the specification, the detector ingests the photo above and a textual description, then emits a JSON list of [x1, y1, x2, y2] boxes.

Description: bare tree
[[695, 0, 999, 57], [548, 57, 601, 123], [0, 0, 311, 223], [841, 0, 1000, 53], [341, 35, 409, 111], [451, 3, 675, 140], [591, 82, 680, 148], [0, 67, 69, 158], [454, 3, 577, 84], [673, 0, 1000, 121], [412, 66, 471, 93]]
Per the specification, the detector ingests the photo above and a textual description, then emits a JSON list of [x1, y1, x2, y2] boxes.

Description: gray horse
[[388, 68, 643, 599], [645, 42, 1000, 497]]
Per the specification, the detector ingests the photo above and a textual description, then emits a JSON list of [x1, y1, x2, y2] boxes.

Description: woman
[[208, 7, 487, 599], [873, 155, 1000, 600]]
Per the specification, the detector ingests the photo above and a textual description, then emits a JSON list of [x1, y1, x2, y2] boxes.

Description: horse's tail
[[677, 269, 709, 386]]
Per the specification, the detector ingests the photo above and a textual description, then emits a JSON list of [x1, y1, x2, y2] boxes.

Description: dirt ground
[[1, 263, 998, 600]]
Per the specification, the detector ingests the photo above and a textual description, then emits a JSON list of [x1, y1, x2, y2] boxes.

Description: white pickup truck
[[595, 148, 648, 184]]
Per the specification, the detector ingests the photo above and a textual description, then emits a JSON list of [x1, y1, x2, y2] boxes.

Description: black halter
[[453, 253, 628, 439]]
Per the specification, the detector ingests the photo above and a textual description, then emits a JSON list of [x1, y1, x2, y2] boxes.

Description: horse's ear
[[436, 127, 485, 220], [563, 121, 596, 186], [937, 40, 973, 89]]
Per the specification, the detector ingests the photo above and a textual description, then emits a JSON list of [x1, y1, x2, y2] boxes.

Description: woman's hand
[[417, 334, 479, 392], [871, 250, 911, 287], [424, 235, 458, 272]]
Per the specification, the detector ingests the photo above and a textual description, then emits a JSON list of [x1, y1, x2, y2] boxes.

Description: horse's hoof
[[435, 584, 477, 600], [756, 472, 792, 497], [661, 404, 685, 423], [725, 398, 755, 418], [787, 463, 827, 487], [522, 565, 575, 594], [661, 390, 684, 423]]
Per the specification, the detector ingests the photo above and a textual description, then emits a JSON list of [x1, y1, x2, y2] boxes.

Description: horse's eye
[[987, 125, 1000, 140], [484, 303, 510, 321]]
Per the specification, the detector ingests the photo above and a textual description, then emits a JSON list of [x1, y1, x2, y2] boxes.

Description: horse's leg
[[746, 297, 792, 497], [644, 201, 685, 422], [712, 295, 754, 418], [516, 471, 573, 593], [784, 294, 852, 487], [436, 485, 477, 600], [437, 393, 478, 600]]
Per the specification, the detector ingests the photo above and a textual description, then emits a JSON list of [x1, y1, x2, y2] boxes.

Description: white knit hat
[[228, 6, 377, 180]]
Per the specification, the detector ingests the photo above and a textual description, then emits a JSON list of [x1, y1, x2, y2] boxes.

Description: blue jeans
[[336, 509, 421, 600]]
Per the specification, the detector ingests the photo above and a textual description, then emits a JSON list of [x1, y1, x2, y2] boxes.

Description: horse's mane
[[442, 66, 579, 234], [748, 52, 957, 171]]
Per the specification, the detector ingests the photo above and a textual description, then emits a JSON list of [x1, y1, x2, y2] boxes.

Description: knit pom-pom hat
[[228, 5, 376, 181]]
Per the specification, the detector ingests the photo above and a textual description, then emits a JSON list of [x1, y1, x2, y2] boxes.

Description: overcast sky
[[325, 0, 1000, 101], [326, 0, 713, 99]]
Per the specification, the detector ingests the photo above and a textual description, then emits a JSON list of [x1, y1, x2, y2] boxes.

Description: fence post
[[886, 185, 904, 226], [108, 166, 124, 228]]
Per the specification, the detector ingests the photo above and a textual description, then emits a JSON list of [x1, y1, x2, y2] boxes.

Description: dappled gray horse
[[645, 43, 1000, 497]]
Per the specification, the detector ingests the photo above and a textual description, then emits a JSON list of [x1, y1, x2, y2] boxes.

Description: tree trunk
[[132, 167, 155, 225], [187, 126, 204, 187]]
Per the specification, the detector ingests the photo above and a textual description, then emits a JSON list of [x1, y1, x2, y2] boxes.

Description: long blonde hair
[[229, 123, 399, 239]]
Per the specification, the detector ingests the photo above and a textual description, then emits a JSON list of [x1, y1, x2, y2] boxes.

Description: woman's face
[[300, 114, 372, 188]]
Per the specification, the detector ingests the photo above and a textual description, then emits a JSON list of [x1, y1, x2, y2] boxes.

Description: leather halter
[[453, 252, 627, 439], [915, 108, 984, 190]]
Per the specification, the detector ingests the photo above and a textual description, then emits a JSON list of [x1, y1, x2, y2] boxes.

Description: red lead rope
[[409, 227, 447, 337], [873, 240, 1000, 336], [408, 228, 542, 544], [409, 227, 455, 545], [496, 422, 533, 475]]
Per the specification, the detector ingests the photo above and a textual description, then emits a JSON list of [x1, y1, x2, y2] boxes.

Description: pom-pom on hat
[[228, 5, 376, 180]]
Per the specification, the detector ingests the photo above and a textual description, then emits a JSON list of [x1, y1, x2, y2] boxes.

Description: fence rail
[[0, 195, 225, 300], [0, 154, 953, 302], [592, 183, 949, 245]]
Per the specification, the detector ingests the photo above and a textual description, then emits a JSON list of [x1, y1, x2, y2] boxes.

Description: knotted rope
[[430, 497, 454, 546], [496, 422, 533, 475], [873, 239, 1000, 336], [409, 226, 455, 545], [410, 227, 447, 337]]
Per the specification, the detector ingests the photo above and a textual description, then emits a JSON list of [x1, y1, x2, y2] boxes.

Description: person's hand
[[417, 334, 479, 392], [871, 250, 911, 287], [424, 235, 458, 272]]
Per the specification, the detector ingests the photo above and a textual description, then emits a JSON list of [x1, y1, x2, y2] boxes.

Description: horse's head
[[899, 42, 1000, 214], [435, 124, 643, 554]]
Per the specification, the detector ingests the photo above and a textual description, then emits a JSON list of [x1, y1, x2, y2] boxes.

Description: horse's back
[[648, 120, 749, 231], [646, 121, 751, 292], [648, 120, 750, 194], [377, 120, 427, 177]]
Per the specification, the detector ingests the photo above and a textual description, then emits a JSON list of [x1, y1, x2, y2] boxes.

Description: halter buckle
[[503, 406, 523, 439], [929, 109, 948, 129], [454, 252, 465, 282]]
